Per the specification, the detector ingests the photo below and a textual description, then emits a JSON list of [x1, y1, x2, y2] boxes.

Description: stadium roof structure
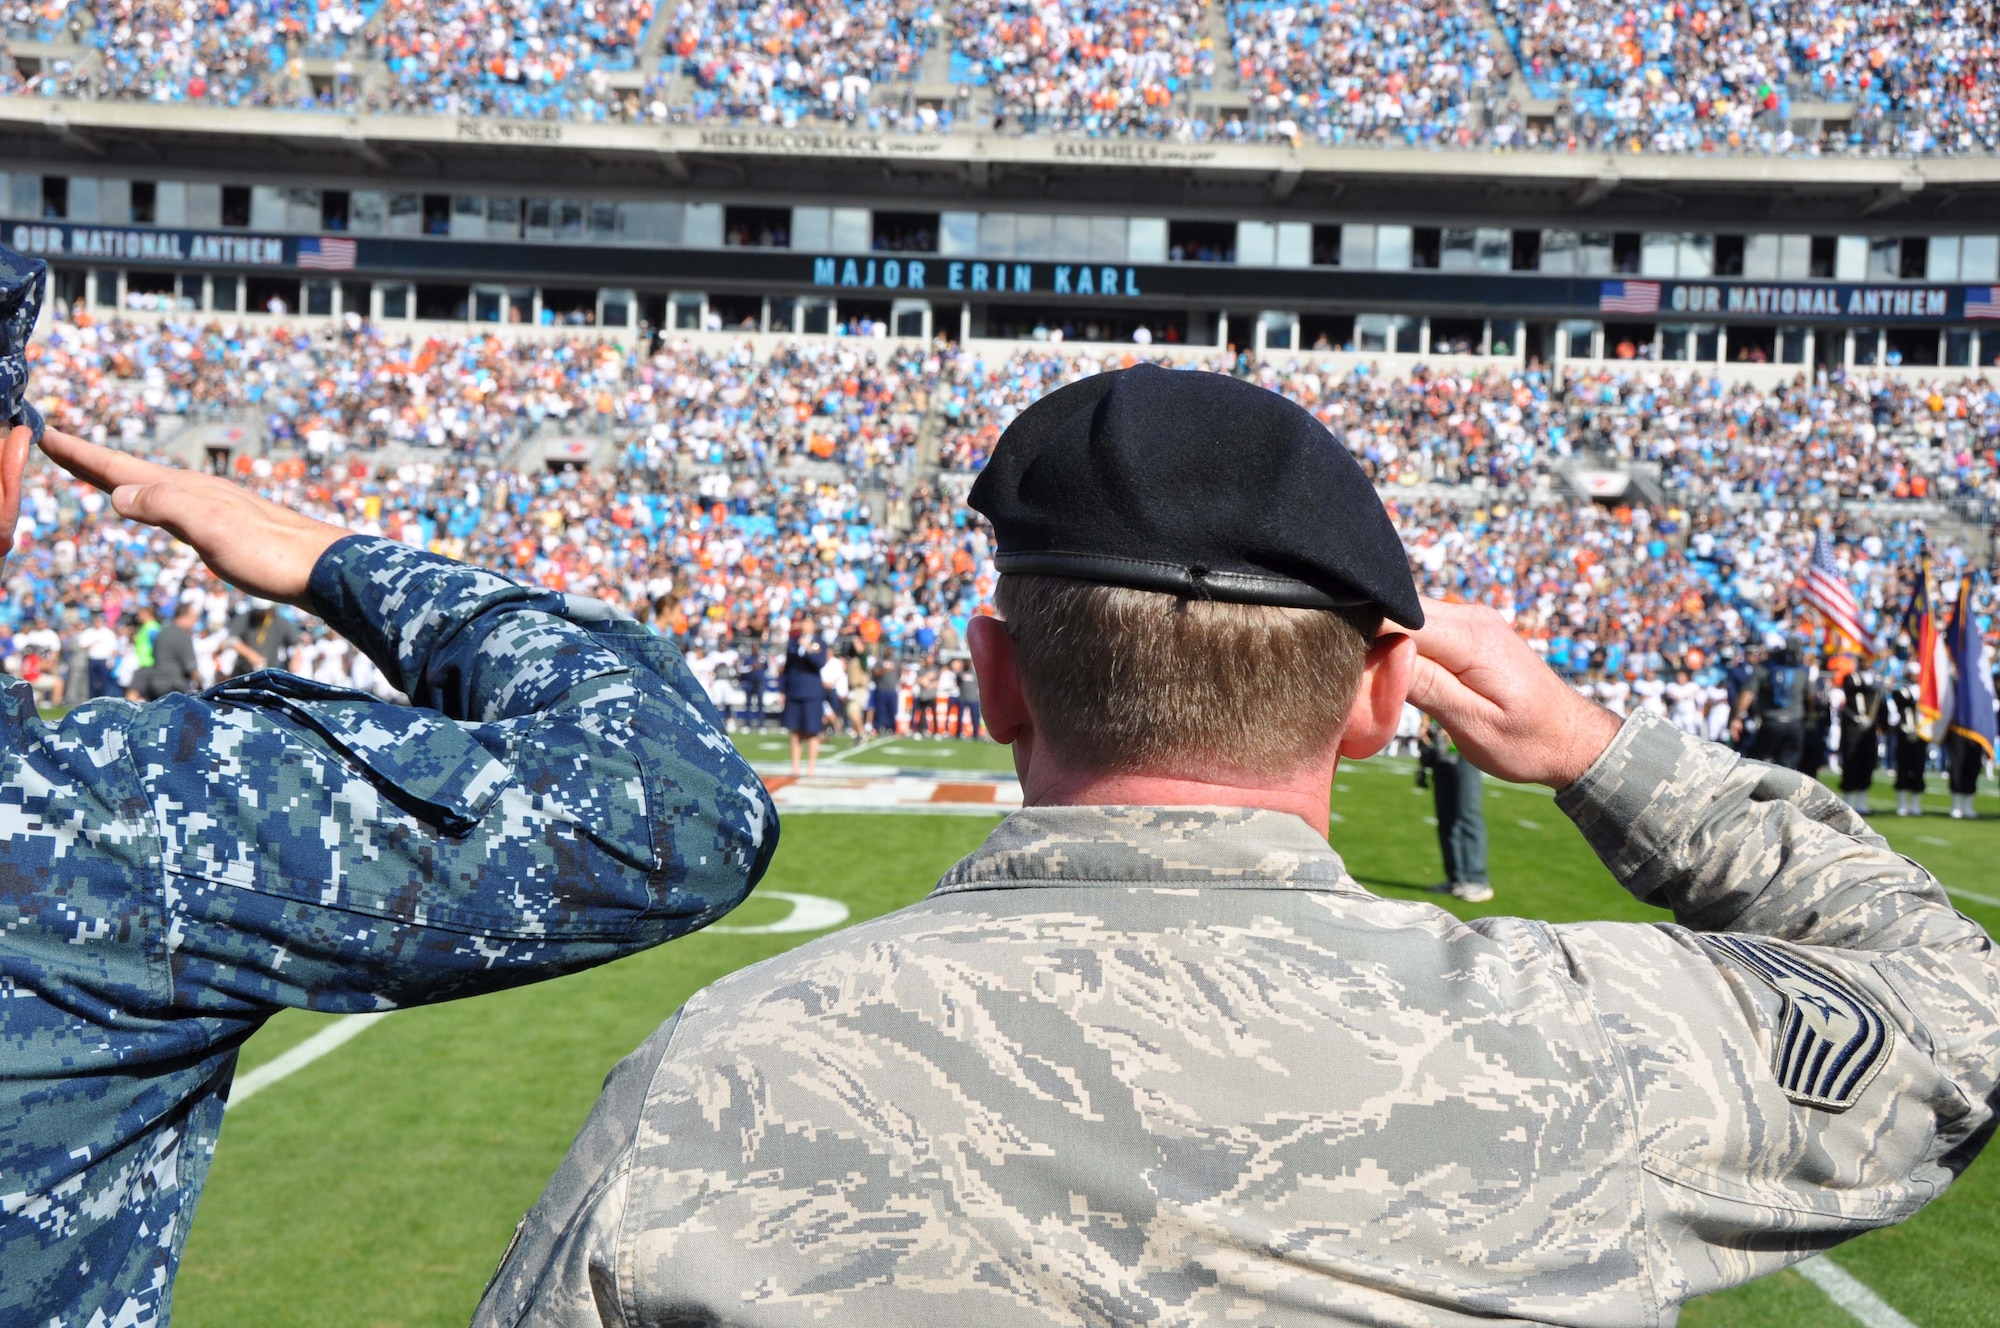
[[3, 98, 1997, 229]]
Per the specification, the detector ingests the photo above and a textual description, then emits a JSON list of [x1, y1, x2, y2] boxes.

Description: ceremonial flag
[[1599, 280, 1661, 314], [1905, 557, 1955, 742], [1804, 532, 1872, 654], [1946, 577, 1997, 759], [297, 237, 358, 271]]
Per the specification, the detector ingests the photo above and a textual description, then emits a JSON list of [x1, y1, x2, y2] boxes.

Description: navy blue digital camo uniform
[[0, 535, 779, 1328]]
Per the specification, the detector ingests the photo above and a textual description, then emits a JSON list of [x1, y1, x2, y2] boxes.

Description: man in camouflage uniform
[[478, 367, 1998, 1327], [0, 254, 778, 1327]]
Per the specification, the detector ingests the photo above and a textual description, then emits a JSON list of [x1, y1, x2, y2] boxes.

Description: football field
[[173, 733, 2000, 1328]]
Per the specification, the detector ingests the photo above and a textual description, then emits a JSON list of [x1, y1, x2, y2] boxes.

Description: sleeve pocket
[[1643, 1151, 1931, 1225], [208, 672, 509, 834]]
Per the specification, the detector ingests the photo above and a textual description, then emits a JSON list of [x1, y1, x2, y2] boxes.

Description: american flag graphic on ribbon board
[[1804, 532, 1872, 655], [1967, 286, 2000, 320], [297, 237, 358, 272], [1599, 280, 1661, 314]]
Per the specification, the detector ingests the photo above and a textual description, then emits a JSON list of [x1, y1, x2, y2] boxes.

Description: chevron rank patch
[[1710, 936, 1894, 1112]]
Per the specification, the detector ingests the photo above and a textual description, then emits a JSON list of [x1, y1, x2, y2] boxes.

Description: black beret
[[967, 363, 1422, 629], [0, 247, 45, 445]]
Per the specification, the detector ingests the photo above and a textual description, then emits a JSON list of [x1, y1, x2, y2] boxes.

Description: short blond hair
[[992, 574, 1379, 779]]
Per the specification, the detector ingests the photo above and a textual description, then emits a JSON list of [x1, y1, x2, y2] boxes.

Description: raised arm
[[37, 428, 778, 1014], [1, 427, 776, 1328], [1403, 598, 2000, 1311]]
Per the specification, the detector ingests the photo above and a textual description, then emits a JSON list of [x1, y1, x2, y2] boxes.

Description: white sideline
[[228, 1012, 392, 1108], [821, 735, 899, 765], [707, 890, 851, 935], [1945, 884, 2000, 910], [1796, 1256, 1920, 1328]]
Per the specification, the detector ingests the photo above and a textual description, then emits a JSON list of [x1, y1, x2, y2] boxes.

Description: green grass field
[[172, 737, 2000, 1328]]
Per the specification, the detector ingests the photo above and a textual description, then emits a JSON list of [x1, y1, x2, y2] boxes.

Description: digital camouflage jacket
[[478, 712, 1998, 1328], [0, 535, 778, 1328]]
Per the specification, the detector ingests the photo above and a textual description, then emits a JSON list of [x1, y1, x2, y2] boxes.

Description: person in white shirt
[[1666, 670, 1705, 736], [936, 662, 961, 735], [1704, 681, 1734, 743], [709, 648, 745, 731], [1631, 669, 1668, 719], [1595, 673, 1631, 717], [76, 615, 119, 700], [687, 648, 724, 712], [1393, 701, 1425, 758], [194, 626, 232, 689]]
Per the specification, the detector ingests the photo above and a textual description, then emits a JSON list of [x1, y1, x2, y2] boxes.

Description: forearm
[[151, 538, 777, 1014], [307, 535, 706, 724], [1558, 711, 1982, 955]]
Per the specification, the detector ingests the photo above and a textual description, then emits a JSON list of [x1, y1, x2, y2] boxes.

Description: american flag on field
[[297, 236, 358, 271], [1967, 286, 2000, 319], [1804, 532, 1873, 655], [1599, 280, 1661, 314]]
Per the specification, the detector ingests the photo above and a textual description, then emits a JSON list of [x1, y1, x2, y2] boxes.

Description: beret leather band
[[993, 551, 1371, 610]]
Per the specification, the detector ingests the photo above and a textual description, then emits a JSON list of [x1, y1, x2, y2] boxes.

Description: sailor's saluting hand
[[34, 425, 349, 607]]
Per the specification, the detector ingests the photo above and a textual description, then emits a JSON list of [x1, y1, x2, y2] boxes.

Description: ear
[[968, 614, 1030, 745], [1337, 631, 1416, 760], [0, 424, 32, 560]]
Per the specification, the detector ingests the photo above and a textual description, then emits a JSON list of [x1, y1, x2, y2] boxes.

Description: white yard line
[[228, 1012, 391, 1108], [821, 734, 899, 765], [1797, 1256, 1920, 1328], [1944, 884, 2000, 910], [707, 891, 851, 935]]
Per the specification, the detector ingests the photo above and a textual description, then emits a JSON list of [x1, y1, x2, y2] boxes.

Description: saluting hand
[[38, 428, 350, 609], [1400, 597, 1623, 789]]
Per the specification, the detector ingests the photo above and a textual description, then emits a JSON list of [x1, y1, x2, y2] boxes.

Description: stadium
[[1, 1, 1997, 1325]]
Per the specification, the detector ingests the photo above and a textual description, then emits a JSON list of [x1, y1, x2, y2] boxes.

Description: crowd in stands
[[937, 346, 2000, 509], [1, 0, 333, 106], [6, 311, 1993, 743], [5, 0, 1998, 152], [30, 313, 934, 469], [954, 0, 1216, 135], [29, 316, 2000, 514], [1225, 0, 1502, 146], [1397, 496, 1962, 687], [1494, 0, 2000, 155], [675, 0, 941, 128], [0, 440, 996, 732], [0, 0, 655, 119], [374, 0, 655, 118], [1562, 367, 1999, 505]]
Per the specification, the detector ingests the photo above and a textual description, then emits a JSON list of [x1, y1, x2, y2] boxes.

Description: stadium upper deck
[[5, 5, 2000, 376], [1, 0, 1996, 154]]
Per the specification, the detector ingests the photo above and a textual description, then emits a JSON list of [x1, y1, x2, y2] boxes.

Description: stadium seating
[[1228, 0, 1503, 145], [954, 0, 1215, 136], [672, 0, 939, 128], [1493, 0, 2000, 154], [1, 0, 365, 106], [29, 315, 936, 468], [9, 0, 1994, 150], [377, 0, 655, 118], [13, 311, 1995, 707], [938, 344, 1997, 504]]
